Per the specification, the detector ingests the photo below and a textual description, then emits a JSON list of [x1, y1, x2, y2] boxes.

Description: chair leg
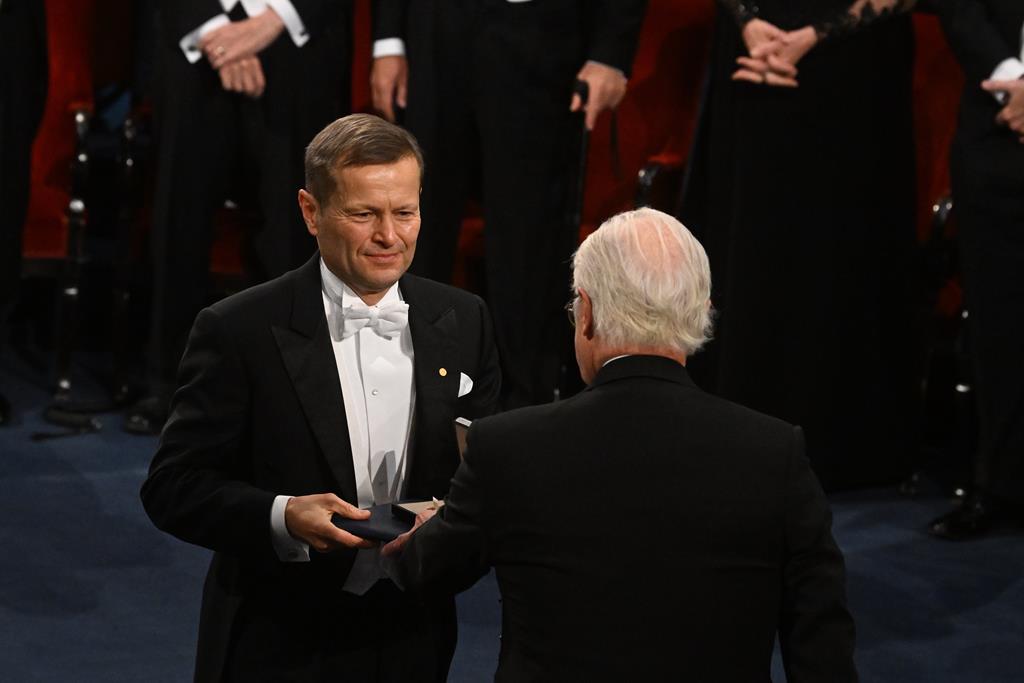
[[43, 108, 104, 433]]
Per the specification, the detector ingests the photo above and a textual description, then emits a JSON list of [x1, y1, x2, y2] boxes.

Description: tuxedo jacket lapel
[[401, 275, 460, 494], [272, 257, 359, 503]]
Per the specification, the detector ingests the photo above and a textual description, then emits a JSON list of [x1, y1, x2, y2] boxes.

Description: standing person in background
[[126, 0, 353, 434], [0, 0, 47, 426], [681, 0, 920, 491], [369, 0, 648, 409], [926, 0, 1024, 539]]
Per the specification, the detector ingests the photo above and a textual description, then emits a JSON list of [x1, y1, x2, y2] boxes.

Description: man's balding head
[[571, 208, 713, 380]]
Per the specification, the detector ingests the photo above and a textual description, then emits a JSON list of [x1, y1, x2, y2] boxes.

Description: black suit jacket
[[371, 0, 647, 153], [141, 255, 501, 680], [398, 355, 857, 682], [933, 0, 1024, 203], [0, 0, 48, 308]]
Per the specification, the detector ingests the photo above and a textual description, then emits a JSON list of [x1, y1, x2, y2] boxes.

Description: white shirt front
[[270, 260, 415, 595]]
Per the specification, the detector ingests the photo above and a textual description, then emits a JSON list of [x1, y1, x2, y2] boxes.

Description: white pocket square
[[458, 372, 474, 398]]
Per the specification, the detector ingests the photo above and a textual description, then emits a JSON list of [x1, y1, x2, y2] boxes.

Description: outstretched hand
[[381, 507, 438, 557], [733, 23, 818, 88], [285, 493, 376, 552]]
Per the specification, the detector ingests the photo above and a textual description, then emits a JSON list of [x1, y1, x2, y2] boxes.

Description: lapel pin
[[438, 367, 448, 377]]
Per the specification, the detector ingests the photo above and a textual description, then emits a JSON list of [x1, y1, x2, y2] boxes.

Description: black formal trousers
[[398, 355, 857, 682], [0, 0, 47, 323], [141, 254, 502, 680], [148, 0, 351, 387], [374, 0, 646, 408], [938, 0, 1024, 502]]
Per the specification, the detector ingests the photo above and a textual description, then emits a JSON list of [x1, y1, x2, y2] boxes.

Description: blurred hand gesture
[[570, 61, 629, 131], [733, 23, 818, 88], [200, 9, 285, 70], [371, 55, 409, 123], [983, 78, 1024, 142], [217, 56, 267, 98]]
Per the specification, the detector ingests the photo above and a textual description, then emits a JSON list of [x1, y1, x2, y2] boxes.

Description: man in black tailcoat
[[386, 208, 857, 682], [928, 0, 1024, 539], [142, 114, 501, 681]]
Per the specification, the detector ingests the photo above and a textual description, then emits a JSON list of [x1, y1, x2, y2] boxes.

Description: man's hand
[[218, 56, 267, 98], [983, 78, 1024, 140], [733, 25, 818, 88], [371, 55, 409, 123], [570, 61, 628, 131], [285, 493, 375, 552], [200, 9, 285, 70], [381, 507, 437, 557]]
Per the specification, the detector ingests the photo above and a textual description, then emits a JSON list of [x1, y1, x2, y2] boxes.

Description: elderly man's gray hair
[[572, 207, 713, 356]]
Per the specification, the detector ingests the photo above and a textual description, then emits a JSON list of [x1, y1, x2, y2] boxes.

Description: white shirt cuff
[[990, 58, 1024, 103], [265, 0, 309, 47], [373, 38, 406, 59], [991, 58, 1024, 83], [270, 495, 311, 562], [179, 14, 231, 64]]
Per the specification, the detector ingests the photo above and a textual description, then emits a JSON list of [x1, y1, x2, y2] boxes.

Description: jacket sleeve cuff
[[373, 37, 406, 58], [270, 495, 311, 562]]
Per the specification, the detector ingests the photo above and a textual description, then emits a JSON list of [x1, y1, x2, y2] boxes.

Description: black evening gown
[[681, 1, 919, 490]]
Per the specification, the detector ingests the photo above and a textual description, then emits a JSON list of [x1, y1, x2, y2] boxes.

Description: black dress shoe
[[928, 497, 994, 540], [123, 394, 169, 436], [0, 391, 10, 426]]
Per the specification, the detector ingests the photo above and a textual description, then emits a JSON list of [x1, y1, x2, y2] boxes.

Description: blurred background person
[[927, 0, 1024, 539], [369, 0, 648, 409], [0, 0, 48, 426], [681, 0, 920, 490], [127, 0, 353, 434]]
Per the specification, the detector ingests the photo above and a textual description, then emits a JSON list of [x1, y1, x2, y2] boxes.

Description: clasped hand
[[732, 19, 818, 89], [198, 10, 286, 99]]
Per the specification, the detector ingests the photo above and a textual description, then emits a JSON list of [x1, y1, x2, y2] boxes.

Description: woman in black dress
[[681, 0, 920, 490]]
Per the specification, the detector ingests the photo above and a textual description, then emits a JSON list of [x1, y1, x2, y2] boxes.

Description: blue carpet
[[2, 350, 1022, 681]]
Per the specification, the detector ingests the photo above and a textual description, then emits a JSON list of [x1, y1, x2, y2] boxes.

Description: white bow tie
[[340, 301, 409, 339]]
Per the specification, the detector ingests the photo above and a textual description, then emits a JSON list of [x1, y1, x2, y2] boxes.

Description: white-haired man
[[385, 207, 858, 682]]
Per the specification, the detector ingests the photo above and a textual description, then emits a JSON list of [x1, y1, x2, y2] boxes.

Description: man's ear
[[578, 288, 596, 340], [298, 189, 319, 237]]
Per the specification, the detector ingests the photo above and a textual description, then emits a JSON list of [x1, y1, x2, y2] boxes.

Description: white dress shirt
[[270, 260, 416, 595], [179, 0, 309, 64]]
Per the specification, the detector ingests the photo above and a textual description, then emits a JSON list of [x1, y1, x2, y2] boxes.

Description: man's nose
[[374, 214, 399, 244]]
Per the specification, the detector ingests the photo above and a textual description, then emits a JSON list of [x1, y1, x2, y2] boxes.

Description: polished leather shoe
[[0, 391, 10, 426], [928, 497, 994, 540], [123, 394, 169, 436]]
